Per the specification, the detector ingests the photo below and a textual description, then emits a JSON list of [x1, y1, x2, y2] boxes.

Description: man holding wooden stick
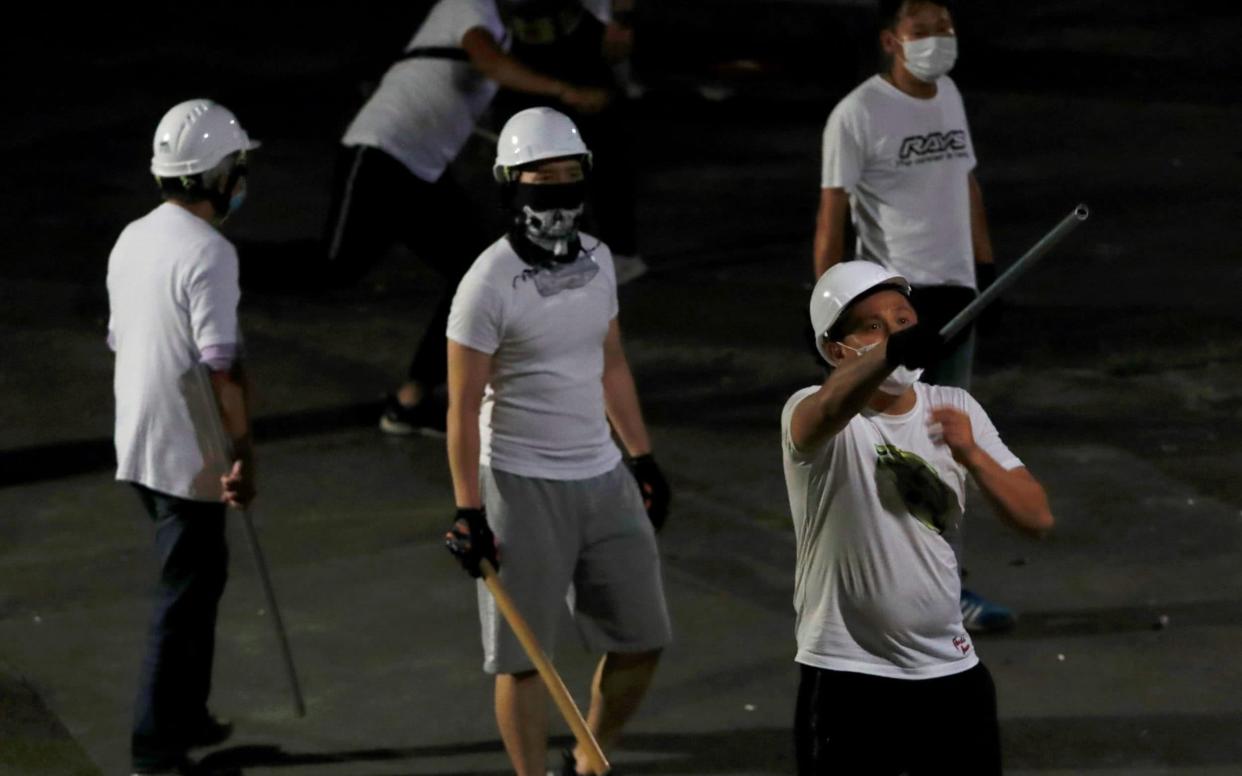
[[444, 107, 671, 776]]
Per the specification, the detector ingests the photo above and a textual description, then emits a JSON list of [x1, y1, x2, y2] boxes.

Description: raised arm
[[791, 325, 940, 452]]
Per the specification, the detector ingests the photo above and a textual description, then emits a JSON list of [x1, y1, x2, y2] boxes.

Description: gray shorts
[[477, 463, 673, 674]]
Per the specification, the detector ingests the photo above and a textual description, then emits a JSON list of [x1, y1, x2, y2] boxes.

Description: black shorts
[[794, 662, 1002, 775]]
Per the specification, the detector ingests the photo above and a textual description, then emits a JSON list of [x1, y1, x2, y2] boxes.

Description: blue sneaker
[[961, 588, 1016, 633]]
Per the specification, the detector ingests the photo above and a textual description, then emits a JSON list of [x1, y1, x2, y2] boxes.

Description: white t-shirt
[[447, 234, 623, 480], [821, 74, 977, 288], [579, 0, 612, 22], [342, 0, 508, 182], [780, 381, 1022, 679], [107, 203, 240, 501]]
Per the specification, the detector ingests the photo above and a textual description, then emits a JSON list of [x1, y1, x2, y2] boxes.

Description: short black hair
[[878, 0, 953, 31], [827, 283, 909, 342], [156, 175, 211, 204]]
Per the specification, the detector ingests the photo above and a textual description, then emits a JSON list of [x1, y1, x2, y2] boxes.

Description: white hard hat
[[809, 261, 911, 363], [493, 107, 592, 182], [150, 99, 260, 178]]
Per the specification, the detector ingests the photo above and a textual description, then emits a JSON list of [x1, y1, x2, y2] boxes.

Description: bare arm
[[601, 318, 652, 457], [813, 187, 851, 278], [447, 340, 493, 508], [461, 27, 609, 113], [968, 172, 994, 266], [790, 342, 893, 452], [210, 361, 255, 506], [931, 407, 1053, 538]]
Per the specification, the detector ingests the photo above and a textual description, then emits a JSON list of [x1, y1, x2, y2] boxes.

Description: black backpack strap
[[396, 46, 469, 62]]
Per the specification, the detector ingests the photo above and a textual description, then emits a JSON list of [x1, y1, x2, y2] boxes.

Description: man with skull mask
[[813, 0, 1015, 633], [783, 261, 1053, 774], [443, 107, 671, 776]]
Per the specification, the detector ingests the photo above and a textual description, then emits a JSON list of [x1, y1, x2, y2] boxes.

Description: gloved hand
[[444, 507, 499, 578], [625, 454, 671, 532], [885, 324, 944, 370]]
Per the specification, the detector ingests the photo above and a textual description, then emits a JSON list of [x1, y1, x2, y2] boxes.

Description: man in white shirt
[[813, 0, 1012, 631], [443, 108, 671, 776], [324, 0, 613, 437], [783, 261, 1053, 774], [108, 99, 258, 776]]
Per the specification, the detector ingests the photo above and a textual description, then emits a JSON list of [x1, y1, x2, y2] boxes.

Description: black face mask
[[507, 181, 587, 259]]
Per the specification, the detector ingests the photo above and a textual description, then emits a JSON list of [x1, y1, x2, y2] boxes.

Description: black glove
[[626, 454, 671, 532], [885, 324, 944, 370], [444, 507, 499, 578]]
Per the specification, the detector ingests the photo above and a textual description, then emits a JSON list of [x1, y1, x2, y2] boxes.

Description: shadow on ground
[[198, 714, 1242, 774]]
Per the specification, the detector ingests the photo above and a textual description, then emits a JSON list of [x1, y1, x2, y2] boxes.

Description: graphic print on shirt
[[874, 444, 955, 533], [897, 129, 969, 167], [511, 252, 600, 297]]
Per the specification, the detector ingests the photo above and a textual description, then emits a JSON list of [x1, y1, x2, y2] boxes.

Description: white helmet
[[493, 107, 592, 182], [809, 261, 911, 363], [150, 99, 260, 178]]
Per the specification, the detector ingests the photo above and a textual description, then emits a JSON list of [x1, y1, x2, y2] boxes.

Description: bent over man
[[782, 261, 1053, 775], [442, 107, 671, 776]]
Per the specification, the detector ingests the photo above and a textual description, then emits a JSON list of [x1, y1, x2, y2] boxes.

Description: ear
[[880, 28, 902, 58], [824, 339, 846, 366]]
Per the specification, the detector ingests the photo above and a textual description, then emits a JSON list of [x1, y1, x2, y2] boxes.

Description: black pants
[[794, 663, 1002, 775], [323, 145, 488, 390], [130, 485, 229, 770]]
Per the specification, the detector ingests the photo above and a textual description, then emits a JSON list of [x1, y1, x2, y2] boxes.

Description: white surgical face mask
[[878, 365, 923, 395], [834, 340, 924, 395], [901, 35, 957, 82]]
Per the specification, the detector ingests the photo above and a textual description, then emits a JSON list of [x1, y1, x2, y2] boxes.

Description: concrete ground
[[4, 2, 1242, 774]]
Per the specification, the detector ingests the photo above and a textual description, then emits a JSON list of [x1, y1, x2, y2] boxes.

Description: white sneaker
[[613, 254, 648, 285]]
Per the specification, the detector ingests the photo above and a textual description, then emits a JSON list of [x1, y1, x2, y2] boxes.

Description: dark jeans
[[323, 145, 488, 390], [794, 662, 1002, 775], [130, 485, 229, 770]]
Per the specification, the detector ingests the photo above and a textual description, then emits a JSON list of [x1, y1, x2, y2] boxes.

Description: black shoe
[[379, 394, 446, 438], [555, 749, 579, 776], [190, 714, 233, 748]]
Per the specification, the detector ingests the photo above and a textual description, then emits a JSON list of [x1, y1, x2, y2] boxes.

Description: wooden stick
[[479, 559, 610, 775]]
